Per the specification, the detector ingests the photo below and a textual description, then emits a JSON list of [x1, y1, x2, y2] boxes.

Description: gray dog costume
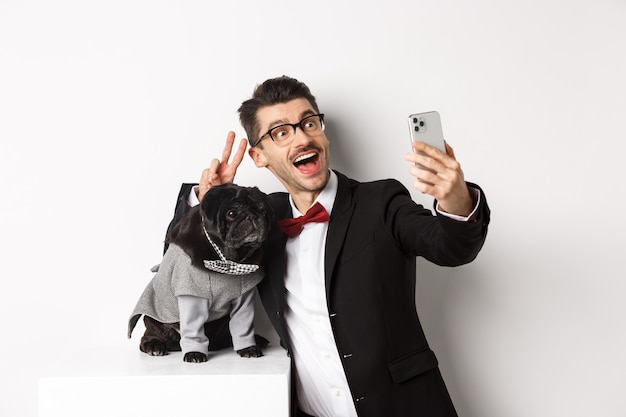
[[128, 243, 264, 355]]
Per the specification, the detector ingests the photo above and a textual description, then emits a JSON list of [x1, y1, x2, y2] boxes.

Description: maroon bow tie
[[277, 202, 330, 238]]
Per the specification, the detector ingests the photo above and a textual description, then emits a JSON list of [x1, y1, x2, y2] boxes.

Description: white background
[[1, 1, 625, 416]]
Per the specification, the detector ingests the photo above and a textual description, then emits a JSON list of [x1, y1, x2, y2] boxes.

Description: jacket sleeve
[[384, 180, 490, 266], [163, 183, 199, 254]]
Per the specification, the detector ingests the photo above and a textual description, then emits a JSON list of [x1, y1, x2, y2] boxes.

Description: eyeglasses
[[252, 113, 325, 147]]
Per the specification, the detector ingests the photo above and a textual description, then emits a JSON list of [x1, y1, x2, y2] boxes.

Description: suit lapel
[[267, 194, 291, 312], [324, 171, 355, 297], [268, 173, 355, 304]]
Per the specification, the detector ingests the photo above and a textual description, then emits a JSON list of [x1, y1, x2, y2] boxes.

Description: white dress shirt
[[281, 171, 359, 417]]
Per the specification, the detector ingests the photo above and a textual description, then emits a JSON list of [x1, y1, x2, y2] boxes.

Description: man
[[167, 76, 490, 417]]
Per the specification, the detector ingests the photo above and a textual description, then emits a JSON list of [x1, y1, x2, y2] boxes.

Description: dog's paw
[[142, 340, 168, 356], [254, 334, 270, 348], [184, 352, 208, 363], [236, 345, 263, 358]]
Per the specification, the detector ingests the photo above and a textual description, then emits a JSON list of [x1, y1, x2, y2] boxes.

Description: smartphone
[[408, 111, 446, 172], [408, 111, 446, 153]]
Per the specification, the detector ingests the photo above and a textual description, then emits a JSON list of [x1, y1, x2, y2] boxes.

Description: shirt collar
[[289, 170, 338, 217]]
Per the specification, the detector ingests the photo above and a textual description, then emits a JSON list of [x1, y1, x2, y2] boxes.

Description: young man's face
[[248, 98, 330, 203]]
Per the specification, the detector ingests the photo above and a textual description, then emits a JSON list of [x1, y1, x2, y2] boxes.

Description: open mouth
[[293, 151, 320, 174]]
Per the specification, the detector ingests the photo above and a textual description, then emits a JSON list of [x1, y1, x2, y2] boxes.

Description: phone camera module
[[413, 117, 426, 132]]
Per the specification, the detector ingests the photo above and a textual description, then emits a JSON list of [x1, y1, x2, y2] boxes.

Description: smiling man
[[168, 76, 490, 417], [247, 99, 330, 213]]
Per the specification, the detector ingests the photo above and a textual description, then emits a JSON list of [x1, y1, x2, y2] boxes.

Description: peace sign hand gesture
[[197, 131, 248, 201]]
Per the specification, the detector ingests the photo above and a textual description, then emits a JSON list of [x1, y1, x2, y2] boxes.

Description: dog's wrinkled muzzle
[[224, 216, 268, 248]]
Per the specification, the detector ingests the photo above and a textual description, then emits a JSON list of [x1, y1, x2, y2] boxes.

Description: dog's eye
[[226, 209, 238, 220]]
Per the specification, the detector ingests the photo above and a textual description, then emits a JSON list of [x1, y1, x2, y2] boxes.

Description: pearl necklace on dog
[[201, 218, 260, 276]]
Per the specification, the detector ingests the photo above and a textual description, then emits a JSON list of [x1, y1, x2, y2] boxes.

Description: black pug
[[128, 184, 273, 363]]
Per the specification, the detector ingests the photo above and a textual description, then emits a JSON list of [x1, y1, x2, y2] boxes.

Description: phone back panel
[[408, 111, 445, 152]]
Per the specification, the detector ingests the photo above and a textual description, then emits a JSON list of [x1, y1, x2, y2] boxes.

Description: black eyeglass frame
[[251, 113, 325, 147]]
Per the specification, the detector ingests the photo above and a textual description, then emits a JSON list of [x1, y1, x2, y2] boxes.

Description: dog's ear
[[165, 206, 208, 266], [251, 186, 274, 218], [200, 184, 238, 232], [166, 206, 200, 244]]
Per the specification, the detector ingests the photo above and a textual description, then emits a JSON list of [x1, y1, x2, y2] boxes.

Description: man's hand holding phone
[[406, 112, 473, 217]]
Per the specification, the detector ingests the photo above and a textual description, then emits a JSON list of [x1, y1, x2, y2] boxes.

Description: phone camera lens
[[419, 121, 425, 127], [414, 126, 420, 132], [413, 117, 418, 123]]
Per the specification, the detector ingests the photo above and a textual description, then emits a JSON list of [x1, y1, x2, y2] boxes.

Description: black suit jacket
[[166, 170, 490, 417]]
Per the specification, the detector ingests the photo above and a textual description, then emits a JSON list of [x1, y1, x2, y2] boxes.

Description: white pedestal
[[39, 346, 291, 417]]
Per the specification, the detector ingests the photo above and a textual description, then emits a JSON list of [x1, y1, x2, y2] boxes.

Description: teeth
[[294, 152, 316, 163]]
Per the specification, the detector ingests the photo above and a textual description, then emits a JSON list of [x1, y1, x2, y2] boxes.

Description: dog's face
[[200, 184, 273, 262]]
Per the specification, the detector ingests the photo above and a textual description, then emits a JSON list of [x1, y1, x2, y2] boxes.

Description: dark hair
[[238, 75, 320, 146]]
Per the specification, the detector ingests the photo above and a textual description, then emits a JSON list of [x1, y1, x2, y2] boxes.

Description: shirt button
[[335, 390, 342, 397]]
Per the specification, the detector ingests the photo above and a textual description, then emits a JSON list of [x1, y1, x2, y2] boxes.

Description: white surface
[[39, 346, 290, 417]]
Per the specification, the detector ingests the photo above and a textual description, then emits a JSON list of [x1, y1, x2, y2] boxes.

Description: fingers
[[408, 160, 468, 213], [220, 131, 236, 163], [199, 160, 219, 184], [198, 160, 220, 201], [208, 159, 220, 181], [444, 141, 455, 159], [411, 140, 452, 161], [221, 131, 247, 166], [231, 137, 248, 168], [407, 141, 460, 173], [405, 140, 467, 203]]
